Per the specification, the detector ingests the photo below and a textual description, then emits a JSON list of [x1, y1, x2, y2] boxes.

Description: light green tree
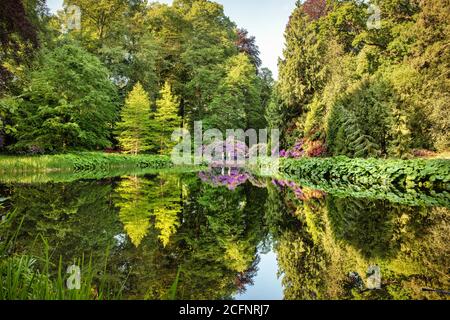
[[116, 82, 153, 155], [154, 82, 181, 155], [154, 207, 181, 248]]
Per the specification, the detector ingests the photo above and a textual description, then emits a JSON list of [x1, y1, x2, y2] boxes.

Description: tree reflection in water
[[0, 170, 448, 300]]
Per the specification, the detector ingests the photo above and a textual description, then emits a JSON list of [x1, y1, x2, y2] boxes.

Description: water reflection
[[0, 170, 448, 300]]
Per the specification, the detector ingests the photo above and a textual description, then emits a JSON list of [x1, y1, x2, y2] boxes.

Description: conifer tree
[[154, 82, 181, 155], [117, 82, 153, 155]]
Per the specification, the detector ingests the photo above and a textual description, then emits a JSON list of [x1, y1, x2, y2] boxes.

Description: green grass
[[0, 211, 124, 300], [0, 152, 174, 174], [0, 254, 120, 300]]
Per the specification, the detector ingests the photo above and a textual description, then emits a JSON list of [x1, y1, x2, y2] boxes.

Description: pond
[[0, 170, 448, 300]]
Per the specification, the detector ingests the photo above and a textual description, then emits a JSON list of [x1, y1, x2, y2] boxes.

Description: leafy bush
[[281, 157, 450, 192]]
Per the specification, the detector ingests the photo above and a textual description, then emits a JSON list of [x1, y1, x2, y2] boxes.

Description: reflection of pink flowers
[[199, 169, 249, 190]]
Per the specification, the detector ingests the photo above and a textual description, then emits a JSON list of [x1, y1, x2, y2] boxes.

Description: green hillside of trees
[[271, 0, 449, 159], [1, 0, 448, 159]]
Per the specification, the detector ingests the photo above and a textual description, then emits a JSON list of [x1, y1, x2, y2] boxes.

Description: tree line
[[0, 0, 273, 154], [1, 0, 448, 159], [270, 0, 449, 159]]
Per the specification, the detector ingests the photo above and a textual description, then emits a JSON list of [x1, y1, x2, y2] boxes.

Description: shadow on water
[[0, 169, 448, 300]]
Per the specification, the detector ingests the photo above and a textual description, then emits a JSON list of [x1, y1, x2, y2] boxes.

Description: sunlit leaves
[[154, 82, 182, 155], [116, 82, 153, 155]]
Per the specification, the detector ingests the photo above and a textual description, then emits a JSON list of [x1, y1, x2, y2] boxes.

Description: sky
[[46, 0, 297, 78], [235, 250, 283, 300]]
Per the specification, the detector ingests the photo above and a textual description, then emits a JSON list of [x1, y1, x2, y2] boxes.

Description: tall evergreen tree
[[154, 82, 182, 155], [116, 82, 153, 155], [278, 4, 328, 113]]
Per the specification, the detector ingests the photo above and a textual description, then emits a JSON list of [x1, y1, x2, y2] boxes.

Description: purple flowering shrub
[[202, 137, 249, 168], [279, 139, 306, 159]]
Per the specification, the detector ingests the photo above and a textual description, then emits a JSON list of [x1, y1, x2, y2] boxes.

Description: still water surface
[[0, 171, 448, 300]]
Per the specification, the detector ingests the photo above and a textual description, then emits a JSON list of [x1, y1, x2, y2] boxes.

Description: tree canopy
[[0, 0, 447, 158], [275, 0, 449, 158], [12, 42, 118, 152], [0, 0, 271, 154]]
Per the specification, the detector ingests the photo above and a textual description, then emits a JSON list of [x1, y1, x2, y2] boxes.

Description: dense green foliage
[[153, 82, 182, 154], [1, 0, 447, 161], [281, 157, 450, 191], [0, 0, 272, 154], [0, 209, 122, 300], [275, 0, 449, 158], [0, 0, 43, 92], [11, 43, 119, 152]]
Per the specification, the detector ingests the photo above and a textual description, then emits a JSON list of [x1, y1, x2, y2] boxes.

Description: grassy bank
[[2, 153, 449, 194], [0, 212, 122, 300], [0, 152, 174, 174], [280, 157, 450, 191]]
